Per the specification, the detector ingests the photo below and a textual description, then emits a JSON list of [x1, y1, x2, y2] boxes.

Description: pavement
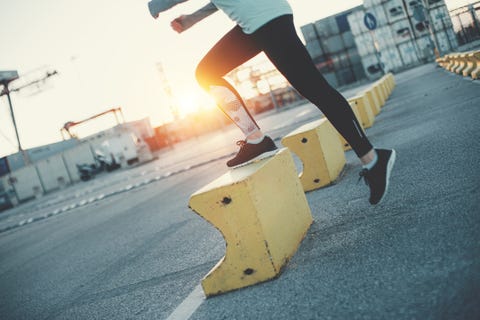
[[0, 63, 479, 320]]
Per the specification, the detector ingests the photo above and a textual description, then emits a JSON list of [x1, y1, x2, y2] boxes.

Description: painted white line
[[295, 109, 312, 118], [166, 285, 205, 320]]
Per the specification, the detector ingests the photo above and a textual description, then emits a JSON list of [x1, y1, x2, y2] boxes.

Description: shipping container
[[337, 68, 356, 86], [412, 20, 431, 38], [364, 5, 390, 27], [353, 63, 367, 80], [397, 41, 422, 66], [361, 54, 385, 78], [301, 23, 317, 41], [332, 52, 351, 69], [323, 72, 339, 88], [348, 48, 363, 64], [324, 34, 345, 53], [354, 32, 377, 56], [314, 17, 340, 38], [381, 46, 405, 71], [0, 157, 9, 177], [375, 26, 397, 49], [8, 166, 44, 201], [416, 35, 436, 60], [428, 5, 453, 31], [6, 152, 26, 172], [63, 142, 96, 183], [391, 19, 414, 43], [336, 11, 354, 33], [384, 0, 408, 23], [426, 0, 445, 10], [364, 0, 387, 9], [433, 28, 458, 54], [305, 39, 324, 59], [405, 0, 424, 17], [342, 31, 356, 48], [36, 155, 71, 192], [348, 10, 368, 36]]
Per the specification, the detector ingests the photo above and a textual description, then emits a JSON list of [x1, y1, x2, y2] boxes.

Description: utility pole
[[0, 70, 58, 165]]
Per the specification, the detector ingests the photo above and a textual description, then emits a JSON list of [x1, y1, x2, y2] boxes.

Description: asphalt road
[[1, 64, 479, 320]]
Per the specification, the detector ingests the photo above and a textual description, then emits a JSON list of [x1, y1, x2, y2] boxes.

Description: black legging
[[196, 14, 373, 158]]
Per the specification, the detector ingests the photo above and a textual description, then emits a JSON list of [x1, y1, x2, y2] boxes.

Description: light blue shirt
[[148, 0, 293, 34], [210, 0, 292, 34]]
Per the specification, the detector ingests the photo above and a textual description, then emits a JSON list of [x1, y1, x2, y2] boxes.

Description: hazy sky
[[0, 0, 475, 157]]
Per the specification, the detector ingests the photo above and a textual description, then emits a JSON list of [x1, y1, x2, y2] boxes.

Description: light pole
[[0, 70, 30, 165]]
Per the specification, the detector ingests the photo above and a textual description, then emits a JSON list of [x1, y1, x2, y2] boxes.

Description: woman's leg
[[196, 25, 262, 140], [196, 25, 278, 167], [252, 15, 396, 205], [252, 15, 373, 159]]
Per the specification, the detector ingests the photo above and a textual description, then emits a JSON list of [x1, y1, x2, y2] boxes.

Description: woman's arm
[[148, 0, 190, 19], [171, 2, 218, 33]]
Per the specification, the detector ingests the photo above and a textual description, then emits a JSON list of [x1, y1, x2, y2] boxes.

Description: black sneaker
[[227, 136, 278, 168], [358, 149, 396, 205]]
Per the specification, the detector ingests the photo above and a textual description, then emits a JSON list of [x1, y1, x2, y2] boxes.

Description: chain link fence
[[450, 1, 480, 46]]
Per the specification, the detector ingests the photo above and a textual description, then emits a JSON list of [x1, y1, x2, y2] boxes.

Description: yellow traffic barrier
[[446, 53, 456, 72], [444, 54, 456, 71], [371, 83, 385, 108], [281, 118, 346, 191], [471, 51, 480, 80], [363, 88, 381, 116], [449, 53, 462, 72], [380, 75, 392, 96], [189, 148, 313, 297], [349, 94, 375, 129], [462, 52, 477, 77], [372, 83, 386, 107], [385, 73, 395, 93], [436, 56, 447, 68], [379, 80, 390, 99], [455, 53, 468, 74]]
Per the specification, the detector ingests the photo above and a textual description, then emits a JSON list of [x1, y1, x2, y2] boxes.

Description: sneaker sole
[[375, 149, 396, 205], [230, 149, 278, 169]]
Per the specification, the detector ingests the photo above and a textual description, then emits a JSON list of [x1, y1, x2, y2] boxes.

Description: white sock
[[363, 150, 378, 170], [247, 135, 265, 144]]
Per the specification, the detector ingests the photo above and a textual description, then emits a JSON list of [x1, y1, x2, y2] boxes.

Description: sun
[[177, 92, 200, 117], [176, 89, 218, 118]]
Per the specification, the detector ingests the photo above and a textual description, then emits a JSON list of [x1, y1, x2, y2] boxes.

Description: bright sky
[[0, 0, 475, 157]]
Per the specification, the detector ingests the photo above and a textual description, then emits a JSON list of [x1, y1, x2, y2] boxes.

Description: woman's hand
[[170, 15, 193, 33]]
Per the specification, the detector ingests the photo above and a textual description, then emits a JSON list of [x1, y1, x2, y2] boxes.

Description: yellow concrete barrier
[[380, 75, 392, 96], [363, 88, 381, 116], [385, 73, 396, 93], [449, 53, 462, 72], [471, 51, 480, 80], [348, 94, 375, 129], [462, 52, 477, 77], [188, 148, 313, 297], [444, 54, 456, 71], [455, 53, 468, 74], [436, 56, 448, 68], [379, 80, 390, 99], [281, 118, 346, 191], [372, 84, 385, 107]]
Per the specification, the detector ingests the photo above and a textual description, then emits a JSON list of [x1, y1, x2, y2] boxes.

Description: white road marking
[[166, 285, 205, 320]]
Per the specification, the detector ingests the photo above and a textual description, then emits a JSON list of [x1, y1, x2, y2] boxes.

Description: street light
[[0, 70, 30, 165]]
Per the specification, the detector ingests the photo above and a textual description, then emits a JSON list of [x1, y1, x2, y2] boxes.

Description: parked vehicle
[[76, 151, 120, 181]]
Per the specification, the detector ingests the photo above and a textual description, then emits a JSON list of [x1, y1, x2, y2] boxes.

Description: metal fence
[[450, 1, 480, 46]]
